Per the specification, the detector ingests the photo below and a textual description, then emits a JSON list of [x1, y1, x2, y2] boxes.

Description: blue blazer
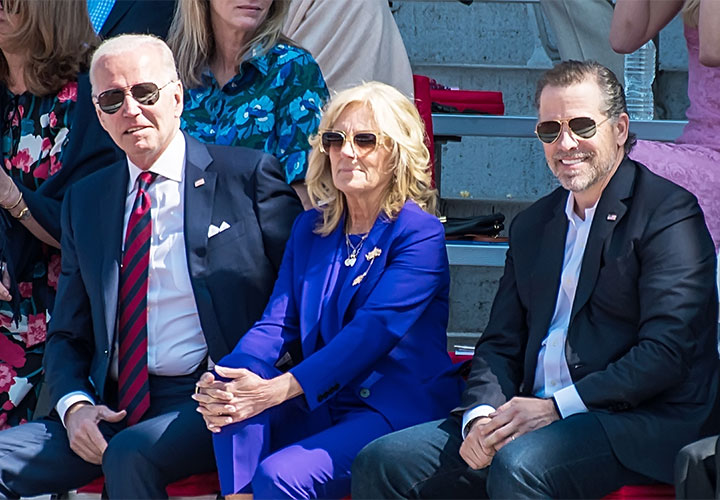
[[44, 134, 303, 409], [223, 200, 464, 430]]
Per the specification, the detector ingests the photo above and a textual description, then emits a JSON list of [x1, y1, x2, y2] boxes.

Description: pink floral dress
[[0, 81, 76, 428]]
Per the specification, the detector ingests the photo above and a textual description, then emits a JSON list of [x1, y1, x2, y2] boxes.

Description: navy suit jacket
[[460, 158, 720, 482], [43, 134, 302, 410], [100, 0, 176, 39], [223, 201, 464, 431]]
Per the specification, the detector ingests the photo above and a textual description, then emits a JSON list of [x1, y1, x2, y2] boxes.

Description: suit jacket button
[[196, 248, 206, 257], [359, 388, 370, 398]]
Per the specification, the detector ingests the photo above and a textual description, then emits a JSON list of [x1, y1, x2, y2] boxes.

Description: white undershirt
[[462, 192, 594, 436]]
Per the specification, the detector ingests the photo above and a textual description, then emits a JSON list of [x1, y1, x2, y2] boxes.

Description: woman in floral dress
[[168, 0, 328, 208], [0, 0, 121, 428]]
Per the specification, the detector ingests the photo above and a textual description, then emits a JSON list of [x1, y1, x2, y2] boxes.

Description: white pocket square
[[208, 221, 231, 238]]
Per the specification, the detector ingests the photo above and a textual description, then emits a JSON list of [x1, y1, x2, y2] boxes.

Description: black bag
[[441, 213, 505, 238]]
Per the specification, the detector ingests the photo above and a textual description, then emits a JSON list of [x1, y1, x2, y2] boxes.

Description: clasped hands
[[459, 396, 559, 470], [193, 366, 300, 433]]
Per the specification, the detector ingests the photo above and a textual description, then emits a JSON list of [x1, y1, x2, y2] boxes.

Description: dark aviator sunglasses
[[94, 81, 176, 115], [535, 116, 610, 144]]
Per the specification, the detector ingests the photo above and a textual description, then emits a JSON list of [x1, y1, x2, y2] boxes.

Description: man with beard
[[351, 60, 720, 498]]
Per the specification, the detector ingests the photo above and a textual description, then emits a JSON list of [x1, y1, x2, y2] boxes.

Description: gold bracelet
[[2, 191, 22, 211]]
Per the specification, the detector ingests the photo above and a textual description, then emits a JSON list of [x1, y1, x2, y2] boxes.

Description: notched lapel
[[570, 160, 635, 323], [299, 227, 343, 356], [100, 165, 128, 349], [100, 2, 131, 37], [527, 203, 567, 358], [183, 138, 216, 274]]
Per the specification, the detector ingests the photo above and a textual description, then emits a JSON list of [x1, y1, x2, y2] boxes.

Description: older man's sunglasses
[[319, 130, 383, 156], [535, 116, 610, 144], [95, 81, 176, 114]]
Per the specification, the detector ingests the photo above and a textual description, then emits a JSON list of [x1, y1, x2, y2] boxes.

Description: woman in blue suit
[[193, 81, 464, 499]]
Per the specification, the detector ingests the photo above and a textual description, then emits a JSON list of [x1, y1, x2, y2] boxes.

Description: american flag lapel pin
[[606, 213, 617, 221], [194, 178, 205, 188]]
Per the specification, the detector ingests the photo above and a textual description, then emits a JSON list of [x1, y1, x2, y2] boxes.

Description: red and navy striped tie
[[118, 171, 157, 425]]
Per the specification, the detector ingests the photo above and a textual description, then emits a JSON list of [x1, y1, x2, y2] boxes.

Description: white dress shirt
[[462, 192, 596, 436], [57, 131, 207, 423]]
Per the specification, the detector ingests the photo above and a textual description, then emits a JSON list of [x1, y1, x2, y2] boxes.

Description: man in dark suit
[[0, 34, 301, 498], [88, 0, 176, 39], [352, 60, 720, 498]]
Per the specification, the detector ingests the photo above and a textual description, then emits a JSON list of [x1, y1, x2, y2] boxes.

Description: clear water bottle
[[623, 40, 656, 120]]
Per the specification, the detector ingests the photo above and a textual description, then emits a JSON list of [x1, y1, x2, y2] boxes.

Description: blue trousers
[[352, 413, 656, 499], [0, 373, 215, 499], [210, 351, 393, 500]]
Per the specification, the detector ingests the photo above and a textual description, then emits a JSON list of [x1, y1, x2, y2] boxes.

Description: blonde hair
[[90, 35, 179, 93], [682, 0, 700, 27], [306, 82, 436, 236], [168, 0, 291, 88], [0, 0, 97, 96]]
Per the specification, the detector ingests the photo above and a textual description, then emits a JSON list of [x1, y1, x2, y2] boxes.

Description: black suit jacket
[[43, 133, 302, 410], [461, 158, 720, 482], [100, 0, 176, 39]]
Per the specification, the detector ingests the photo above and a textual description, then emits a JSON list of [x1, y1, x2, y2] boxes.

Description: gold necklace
[[344, 232, 369, 267]]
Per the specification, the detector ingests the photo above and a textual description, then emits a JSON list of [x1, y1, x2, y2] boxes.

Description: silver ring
[[511, 435, 516, 441], [0, 262, 6, 276]]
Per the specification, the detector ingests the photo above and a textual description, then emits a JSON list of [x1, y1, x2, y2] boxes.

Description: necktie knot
[[137, 171, 158, 191]]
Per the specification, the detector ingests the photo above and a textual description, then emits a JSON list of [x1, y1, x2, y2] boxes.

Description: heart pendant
[[344, 256, 356, 267]]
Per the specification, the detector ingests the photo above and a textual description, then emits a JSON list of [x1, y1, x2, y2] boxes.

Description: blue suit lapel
[[526, 198, 567, 374], [183, 134, 216, 273], [570, 159, 634, 324], [300, 224, 343, 356], [99, 163, 129, 351]]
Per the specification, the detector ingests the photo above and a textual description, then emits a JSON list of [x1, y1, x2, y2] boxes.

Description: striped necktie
[[118, 171, 157, 425]]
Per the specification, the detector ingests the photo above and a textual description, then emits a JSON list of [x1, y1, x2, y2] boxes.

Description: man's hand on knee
[[459, 417, 495, 470], [480, 397, 559, 452], [65, 402, 126, 465]]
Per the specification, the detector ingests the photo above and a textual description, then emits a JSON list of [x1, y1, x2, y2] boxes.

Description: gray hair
[[90, 34, 179, 92]]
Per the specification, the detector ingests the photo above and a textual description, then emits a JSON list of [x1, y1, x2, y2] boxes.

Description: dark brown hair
[[534, 60, 636, 154]]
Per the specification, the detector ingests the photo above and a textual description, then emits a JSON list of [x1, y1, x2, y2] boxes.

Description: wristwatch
[[14, 206, 30, 221]]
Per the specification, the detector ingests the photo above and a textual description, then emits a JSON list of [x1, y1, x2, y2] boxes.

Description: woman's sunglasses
[[319, 130, 384, 156], [94, 81, 176, 115], [535, 116, 610, 144]]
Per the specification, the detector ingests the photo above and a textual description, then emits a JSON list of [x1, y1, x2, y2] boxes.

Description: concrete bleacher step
[[392, 0, 690, 342]]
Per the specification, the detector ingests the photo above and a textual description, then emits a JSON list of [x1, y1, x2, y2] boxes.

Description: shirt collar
[[126, 130, 185, 193], [200, 43, 273, 86], [564, 191, 598, 224]]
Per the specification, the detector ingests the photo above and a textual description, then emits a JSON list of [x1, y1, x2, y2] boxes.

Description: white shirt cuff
[[57, 392, 95, 427], [553, 384, 587, 418], [461, 404, 495, 439]]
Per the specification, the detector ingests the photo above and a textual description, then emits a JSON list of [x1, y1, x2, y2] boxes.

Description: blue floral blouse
[[181, 43, 328, 184]]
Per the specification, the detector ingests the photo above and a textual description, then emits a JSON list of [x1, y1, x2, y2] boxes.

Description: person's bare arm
[[610, 0, 684, 54], [699, 0, 720, 66]]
